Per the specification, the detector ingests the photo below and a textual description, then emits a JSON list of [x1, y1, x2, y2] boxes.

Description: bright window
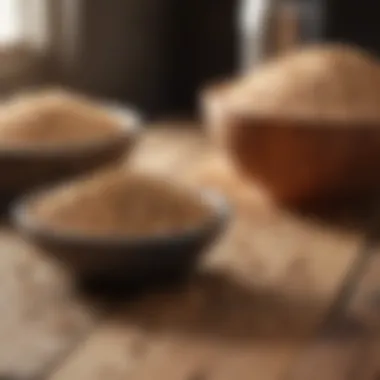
[[0, 0, 22, 45]]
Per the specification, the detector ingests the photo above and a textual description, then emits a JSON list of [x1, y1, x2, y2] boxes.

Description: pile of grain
[[225, 44, 380, 123], [30, 171, 213, 237], [0, 89, 123, 147]]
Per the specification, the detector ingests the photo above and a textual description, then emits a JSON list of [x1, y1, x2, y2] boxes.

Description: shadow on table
[[285, 195, 380, 235], [114, 270, 329, 343]]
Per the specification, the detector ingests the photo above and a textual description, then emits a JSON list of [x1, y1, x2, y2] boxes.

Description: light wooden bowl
[[202, 84, 380, 205]]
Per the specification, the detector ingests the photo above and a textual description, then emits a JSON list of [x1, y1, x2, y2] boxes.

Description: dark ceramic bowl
[[11, 189, 230, 290], [0, 105, 141, 210]]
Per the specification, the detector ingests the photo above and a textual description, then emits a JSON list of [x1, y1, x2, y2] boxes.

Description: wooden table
[[3, 126, 380, 380]]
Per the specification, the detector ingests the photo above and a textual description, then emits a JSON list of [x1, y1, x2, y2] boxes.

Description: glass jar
[[239, 0, 325, 72]]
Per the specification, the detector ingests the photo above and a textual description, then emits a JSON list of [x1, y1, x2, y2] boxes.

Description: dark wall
[[325, 0, 380, 56], [172, 0, 237, 113], [67, 0, 237, 117], [72, 0, 174, 115]]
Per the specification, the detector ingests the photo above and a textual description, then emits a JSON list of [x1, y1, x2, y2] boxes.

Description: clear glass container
[[239, 0, 325, 72]]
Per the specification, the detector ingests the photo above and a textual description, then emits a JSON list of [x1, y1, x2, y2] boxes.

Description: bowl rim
[[202, 81, 380, 129], [0, 103, 143, 158], [11, 187, 231, 248]]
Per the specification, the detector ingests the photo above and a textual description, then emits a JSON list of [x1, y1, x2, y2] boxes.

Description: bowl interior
[[202, 79, 380, 130], [0, 103, 142, 158], [12, 187, 230, 247]]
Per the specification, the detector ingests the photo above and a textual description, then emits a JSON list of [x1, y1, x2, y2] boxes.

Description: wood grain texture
[[287, 237, 380, 380], [50, 127, 366, 380], [0, 228, 100, 379]]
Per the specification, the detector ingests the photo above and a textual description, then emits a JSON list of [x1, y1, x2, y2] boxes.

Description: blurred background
[[0, 0, 377, 118]]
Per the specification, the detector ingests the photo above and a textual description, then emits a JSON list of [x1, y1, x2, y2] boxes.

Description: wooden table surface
[[2, 126, 380, 380]]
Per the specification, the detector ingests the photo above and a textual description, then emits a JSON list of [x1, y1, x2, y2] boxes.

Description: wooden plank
[[349, 339, 380, 380], [338, 247, 380, 380], [346, 250, 380, 328], [286, 327, 369, 380], [50, 208, 362, 380], [50, 128, 366, 380], [128, 124, 212, 180], [0, 228, 101, 379], [287, 240, 380, 380]]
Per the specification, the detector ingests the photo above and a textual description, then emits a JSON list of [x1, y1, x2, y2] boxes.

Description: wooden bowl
[[11, 188, 230, 289], [0, 105, 141, 209], [202, 84, 380, 205]]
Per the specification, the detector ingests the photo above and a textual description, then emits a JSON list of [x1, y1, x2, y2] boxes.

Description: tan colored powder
[[0, 89, 124, 147], [226, 44, 380, 123], [30, 170, 213, 237]]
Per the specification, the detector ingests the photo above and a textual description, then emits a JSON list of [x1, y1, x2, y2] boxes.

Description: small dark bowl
[[11, 189, 230, 291], [0, 105, 141, 210]]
